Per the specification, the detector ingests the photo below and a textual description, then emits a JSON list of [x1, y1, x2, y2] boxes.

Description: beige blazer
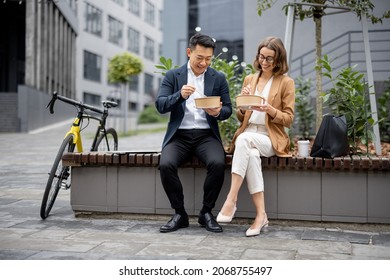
[[228, 72, 295, 157]]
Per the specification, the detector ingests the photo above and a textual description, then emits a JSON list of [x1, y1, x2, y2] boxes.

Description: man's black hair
[[188, 33, 216, 50]]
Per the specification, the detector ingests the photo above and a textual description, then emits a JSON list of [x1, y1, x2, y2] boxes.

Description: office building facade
[[0, 0, 78, 132], [77, 0, 163, 131], [0, 0, 163, 132]]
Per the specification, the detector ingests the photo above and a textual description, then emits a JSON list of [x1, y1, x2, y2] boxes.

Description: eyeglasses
[[259, 54, 274, 64]]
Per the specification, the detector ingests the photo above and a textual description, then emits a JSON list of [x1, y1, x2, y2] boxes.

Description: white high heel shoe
[[245, 218, 269, 237], [216, 206, 237, 223]]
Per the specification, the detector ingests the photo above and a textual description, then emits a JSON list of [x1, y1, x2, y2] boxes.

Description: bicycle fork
[[65, 117, 83, 153], [59, 117, 82, 190]]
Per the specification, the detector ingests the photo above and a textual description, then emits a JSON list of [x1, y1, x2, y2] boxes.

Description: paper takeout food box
[[194, 96, 221, 108]]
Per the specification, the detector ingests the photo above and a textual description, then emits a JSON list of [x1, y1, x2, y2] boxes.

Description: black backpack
[[310, 115, 349, 158]]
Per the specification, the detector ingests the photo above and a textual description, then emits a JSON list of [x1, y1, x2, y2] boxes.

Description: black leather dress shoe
[[160, 214, 189, 233], [198, 212, 223, 233]]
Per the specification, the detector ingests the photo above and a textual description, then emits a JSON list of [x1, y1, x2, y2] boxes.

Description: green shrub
[[211, 55, 255, 148], [138, 106, 168, 124], [317, 55, 375, 155]]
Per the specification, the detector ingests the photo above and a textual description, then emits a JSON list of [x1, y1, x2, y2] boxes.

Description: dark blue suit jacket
[[155, 64, 232, 148]]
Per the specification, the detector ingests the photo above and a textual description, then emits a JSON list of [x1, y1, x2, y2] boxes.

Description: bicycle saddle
[[102, 100, 119, 109]]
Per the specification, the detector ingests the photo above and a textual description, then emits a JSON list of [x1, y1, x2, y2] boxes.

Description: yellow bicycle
[[40, 92, 119, 219]]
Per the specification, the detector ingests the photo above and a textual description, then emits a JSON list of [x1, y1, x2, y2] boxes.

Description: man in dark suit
[[155, 33, 232, 233]]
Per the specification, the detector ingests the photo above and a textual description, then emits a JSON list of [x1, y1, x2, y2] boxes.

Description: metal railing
[[289, 29, 390, 91]]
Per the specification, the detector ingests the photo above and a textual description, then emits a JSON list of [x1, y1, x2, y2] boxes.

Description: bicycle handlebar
[[46, 92, 58, 114], [47, 92, 118, 115]]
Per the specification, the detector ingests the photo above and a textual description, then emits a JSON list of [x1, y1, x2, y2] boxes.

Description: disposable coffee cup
[[298, 140, 310, 157]]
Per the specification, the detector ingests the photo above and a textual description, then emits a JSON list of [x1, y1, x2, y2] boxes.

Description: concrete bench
[[63, 152, 390, 224]]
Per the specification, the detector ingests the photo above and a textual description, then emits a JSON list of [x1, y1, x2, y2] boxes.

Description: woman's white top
[[247, 76, 273, 135]]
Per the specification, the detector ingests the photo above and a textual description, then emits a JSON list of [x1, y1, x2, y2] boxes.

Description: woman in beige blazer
[[217, 37, 295, 236]]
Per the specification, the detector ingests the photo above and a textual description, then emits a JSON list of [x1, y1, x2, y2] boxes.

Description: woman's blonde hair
[[253, 37, 289, 76]]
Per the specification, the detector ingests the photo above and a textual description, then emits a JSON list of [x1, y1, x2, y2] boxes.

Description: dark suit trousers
[[159, 129, 226, 211]]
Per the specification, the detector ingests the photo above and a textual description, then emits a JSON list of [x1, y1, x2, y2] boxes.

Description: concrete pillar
[[59, 16, 64, 96], [36, 1, 42, 90], [361, 14, 381, 155], [47, 2, 53, 95], [72, 32, 76, 98], [25, 0, 36, 87], [41, 2, 48, 93], [54, 8, 59, 93], [66, 24, 71, 97]]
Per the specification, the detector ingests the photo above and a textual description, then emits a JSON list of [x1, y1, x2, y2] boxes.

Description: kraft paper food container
[[194, 96, 221, 108], [236, 95, 265, 109]]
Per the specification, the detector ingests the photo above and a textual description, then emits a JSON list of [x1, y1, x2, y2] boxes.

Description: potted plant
[[316, 55, 375, 155], [293, 77, 315, 156]]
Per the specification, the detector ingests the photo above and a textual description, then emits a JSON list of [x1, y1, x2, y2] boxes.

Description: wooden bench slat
[[62, 152, 389, 171]]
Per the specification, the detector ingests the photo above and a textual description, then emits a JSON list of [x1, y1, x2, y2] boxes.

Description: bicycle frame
[[62, 103, 111, 152], [89, 113, 110, 152], [64, 116, 83, 152]]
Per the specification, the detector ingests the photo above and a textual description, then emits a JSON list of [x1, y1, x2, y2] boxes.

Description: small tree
[[294, 77, 315, 140], [317, 55, 375, 155], [257, 0, 390, 132], [108, 52, 143, 133]]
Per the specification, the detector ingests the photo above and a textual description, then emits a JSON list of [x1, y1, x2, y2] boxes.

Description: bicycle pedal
[[60, 182, 70, 190]]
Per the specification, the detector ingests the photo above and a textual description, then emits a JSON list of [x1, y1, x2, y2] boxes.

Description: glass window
[[129, 75, 139, 92], [188, 0, 244, 63], [130, 102, 137, 111], [128, 0, 141, 16], [144, 73, 154, 96], [108, 16, 123, 46], [144, 36, 155, 61], [67, 0, 78, 14], [83, 92, 101, 106], [144, 0, 155, 26], [111, 0, 124, 6], [158, 9, 163, 30], [84, 2, 102, 37], [83, 50, 101, 82], [127, 27, 140, 54]]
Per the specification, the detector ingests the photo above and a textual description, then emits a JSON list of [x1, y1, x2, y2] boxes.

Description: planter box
[[64, 152, 390, 223]]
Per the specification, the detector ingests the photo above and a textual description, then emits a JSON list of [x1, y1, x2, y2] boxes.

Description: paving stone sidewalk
[[0, 124, 390, 260]]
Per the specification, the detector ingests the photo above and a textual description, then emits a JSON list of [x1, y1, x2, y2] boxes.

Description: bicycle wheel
[[95, 128, 118, 151], [40, 134, 75, 219]]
